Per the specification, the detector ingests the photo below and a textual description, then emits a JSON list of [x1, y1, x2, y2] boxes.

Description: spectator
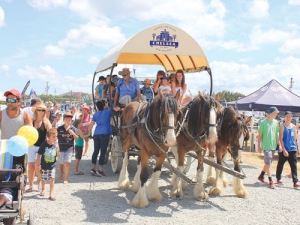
[[158, 77, 171, 94], [276, 111, 300, 188], [74, 129, 89, 175], [51, 111, 63, 128], [36, 128, 60, 201], [78, 106, 92, 156], [153, 70, 166, 94], [57, 113, 78, 184], [27, 102, 52, 192], [113, 68, 145, 109], [23, 97, 42, 119], [171, 69, 192, 105], [140, 78, 153, 101], [47, 102, 59, 124], [257, 107, 280, 189], [95, 76, 106, 100], [88, 99, 112, 177]]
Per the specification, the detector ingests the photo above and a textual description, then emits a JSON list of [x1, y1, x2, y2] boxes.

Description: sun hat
[[81, 105, 90, 112], [4, 89, 22, 99], [118, 68, 131, 76], [285, 111, 293, 116], [144, 78, 152, 85], [63, 112, 73, 118], [268, 107, 279, 114]]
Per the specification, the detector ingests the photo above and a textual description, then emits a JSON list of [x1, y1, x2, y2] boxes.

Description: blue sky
[[1, 0, 300, 99]]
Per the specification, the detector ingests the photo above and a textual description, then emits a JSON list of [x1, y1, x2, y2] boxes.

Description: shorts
[[75, 145, 83, 160], [27, 145, 39, 163], [0, 193, 13, 202], [40, 169, 56, 181], [263, 150, 276, 165], [58, 147, 73, 164]]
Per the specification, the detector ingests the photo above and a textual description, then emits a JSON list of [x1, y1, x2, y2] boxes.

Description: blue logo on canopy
[[150, 29, 178, 48]]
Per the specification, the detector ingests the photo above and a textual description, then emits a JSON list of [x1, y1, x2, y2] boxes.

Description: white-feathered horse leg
[[147, 170, 163, 201], [233, 176, 248, 198], [130, 185, 149, 208], [205, 157, 216, 185], [194, 169, 208, 201], [170, 146, 178, 185], [118, 151, 130, 189], [209, 169, 224, 195], [169, 166, 184, 199], [131, 163, 141, 192]]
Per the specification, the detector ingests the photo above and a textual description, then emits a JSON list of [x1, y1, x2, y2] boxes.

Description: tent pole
[[207, 68, 213, 96]]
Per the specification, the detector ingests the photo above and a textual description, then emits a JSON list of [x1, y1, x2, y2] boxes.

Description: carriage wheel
[[104, 136, 112, 164], [110, 136, 123, 173]]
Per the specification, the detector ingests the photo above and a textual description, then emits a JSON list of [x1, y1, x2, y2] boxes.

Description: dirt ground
[[241, 151, 300, 176]]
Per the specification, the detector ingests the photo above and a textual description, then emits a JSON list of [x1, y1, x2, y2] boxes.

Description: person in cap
[[27, 102, 52, 192], [47, 102, 59, 124], [95, 76, 106, 100], [57, 113, 78, 184], [78, 105, 92, 156], [140, 78, 153, 101], [52, 111, 63, 128], [113, 68, 146, 110], [257, 106, 280, 189], [276, 111, 300, 188], [158, 77, 171, 94]]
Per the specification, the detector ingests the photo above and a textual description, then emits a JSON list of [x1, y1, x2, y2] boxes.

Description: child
[[95, 76, 106, 99], [74, 129, 89, 175], [36, 128, 60, 201], [158, 77, 171, 94], [140, 78, 153, 101]]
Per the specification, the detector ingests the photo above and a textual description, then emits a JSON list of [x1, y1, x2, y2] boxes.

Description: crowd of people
[[0, 68, 299, 224]]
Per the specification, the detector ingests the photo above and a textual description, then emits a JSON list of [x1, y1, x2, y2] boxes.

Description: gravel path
[[23, 142, 300, 225]]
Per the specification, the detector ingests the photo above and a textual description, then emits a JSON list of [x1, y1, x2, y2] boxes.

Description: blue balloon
[[7, 135, 29, 157]]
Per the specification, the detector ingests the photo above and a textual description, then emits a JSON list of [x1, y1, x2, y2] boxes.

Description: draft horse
[[206, 106, 250, 197], [118, 92, 179, 208], [169, 92, 222, 200]]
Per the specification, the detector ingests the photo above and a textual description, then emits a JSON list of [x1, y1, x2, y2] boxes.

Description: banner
[[81, 93, 92, 105], [29, 88, 37, 99]]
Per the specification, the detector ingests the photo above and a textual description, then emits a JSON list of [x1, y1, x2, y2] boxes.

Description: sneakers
[[90, 169, 96, 176], [258, 176, 267, 184], [96, 170, 106, 177], [276, 180, 284, 185], [269, 181, 275, 189], [294, 183, 300, 188]]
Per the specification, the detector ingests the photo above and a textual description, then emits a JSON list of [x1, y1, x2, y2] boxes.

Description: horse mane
[[147, 93, 177, 132], [220, 106, 249, 145]]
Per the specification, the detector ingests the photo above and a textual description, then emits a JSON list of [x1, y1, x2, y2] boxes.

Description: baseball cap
[[4, 89, 22, 99], [98, 76, 106, 81], [268, 107, 279, 114], [285, 111, 293, 116], [63, 113, 73, 118]]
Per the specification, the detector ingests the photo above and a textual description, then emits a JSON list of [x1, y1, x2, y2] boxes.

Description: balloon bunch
[[6, 125, 39, 156]]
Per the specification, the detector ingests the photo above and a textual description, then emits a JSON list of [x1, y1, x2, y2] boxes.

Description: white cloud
[[279, 39, 300, 54], [288, 0, 300, 5], [44, 20, 125, 58], [27, 0, 69, 10], [88, 56, 99, 64], [0, 65, 9, 71], [0, 6, 5, 27], [247, 0, 269, 19]]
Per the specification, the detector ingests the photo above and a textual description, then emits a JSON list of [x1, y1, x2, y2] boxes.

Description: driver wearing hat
[[113, 68, 146, 110]]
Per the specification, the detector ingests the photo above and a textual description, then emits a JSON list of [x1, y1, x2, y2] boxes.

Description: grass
[[241, 151, 300, 176]]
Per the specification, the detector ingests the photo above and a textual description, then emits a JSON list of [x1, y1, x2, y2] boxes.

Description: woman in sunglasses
[[27, 102, 52, 192]]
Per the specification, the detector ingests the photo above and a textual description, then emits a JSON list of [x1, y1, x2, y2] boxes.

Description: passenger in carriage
[[158, 77, 171, 94], [102, 75, 119, 107], [171, 69, 192, 105], [153, 70, 166, 94], [113, 68, 145, 110], [140, 78, 153, 101], [169, 72, 176, 85], [95, 76, 106, 100]]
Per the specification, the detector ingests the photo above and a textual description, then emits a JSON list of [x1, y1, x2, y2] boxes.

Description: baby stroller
[[0, 162, 33, 224]]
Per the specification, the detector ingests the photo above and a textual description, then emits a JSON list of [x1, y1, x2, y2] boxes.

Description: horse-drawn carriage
[[92, 23, 249, 207]]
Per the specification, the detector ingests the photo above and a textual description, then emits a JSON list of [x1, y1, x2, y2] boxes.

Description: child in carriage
[[158, 77, 171, 94], [140, 78, 153, 101], [36, 128, 60, 201]]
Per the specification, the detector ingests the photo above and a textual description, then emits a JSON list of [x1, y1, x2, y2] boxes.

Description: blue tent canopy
[[226, 79, 300, 112]]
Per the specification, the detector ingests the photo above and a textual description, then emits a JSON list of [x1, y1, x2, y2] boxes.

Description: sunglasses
[[6, 98, 17, 103], [37, 109, 46, 112]]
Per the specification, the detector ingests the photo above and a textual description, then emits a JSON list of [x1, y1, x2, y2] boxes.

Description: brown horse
[[206, 106, 250, 197], [169, 92, 222, 200], [118, 92, 180, 208]]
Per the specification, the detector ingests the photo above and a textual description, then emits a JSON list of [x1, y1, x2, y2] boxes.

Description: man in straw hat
[[113, 68, 146, 110]]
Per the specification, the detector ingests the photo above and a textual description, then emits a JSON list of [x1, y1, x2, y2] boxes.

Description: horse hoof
[[209, 187, 221, 196], [205, 177, 215, 185], [236, 190, 249, 198]]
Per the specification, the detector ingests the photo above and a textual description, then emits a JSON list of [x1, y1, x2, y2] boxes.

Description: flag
[[29, 88, 37, 99]]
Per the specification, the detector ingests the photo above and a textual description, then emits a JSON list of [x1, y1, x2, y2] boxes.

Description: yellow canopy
[[95, 23, 210, 73]]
